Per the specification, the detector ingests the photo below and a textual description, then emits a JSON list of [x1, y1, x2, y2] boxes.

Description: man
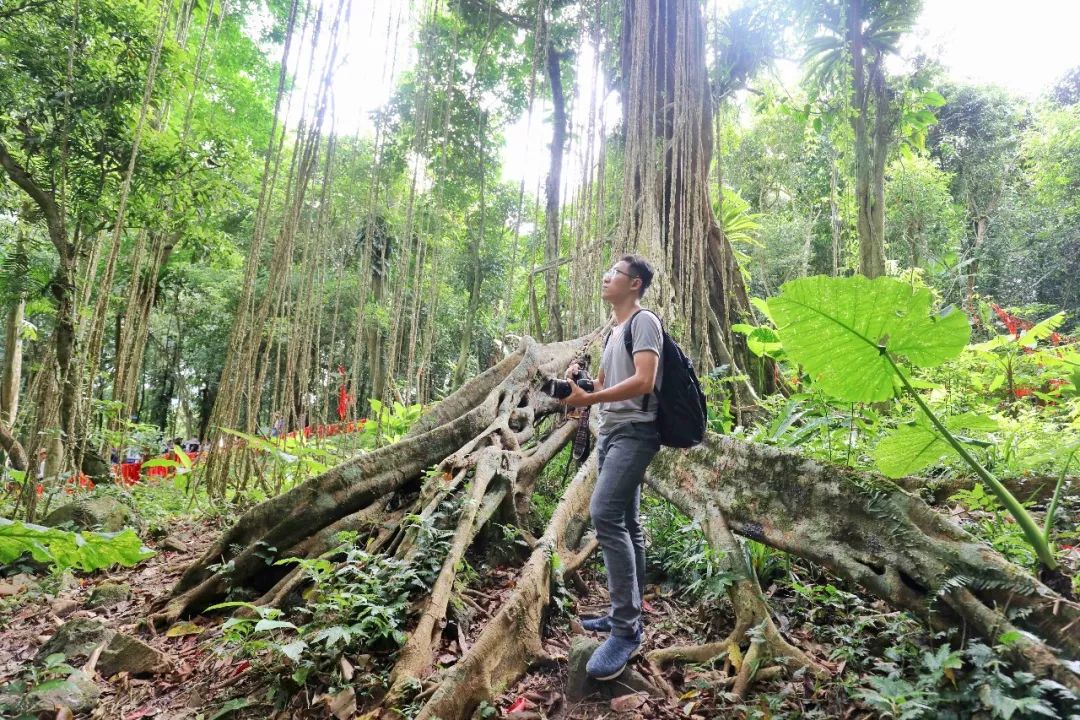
[[562, 253, 663, 680]]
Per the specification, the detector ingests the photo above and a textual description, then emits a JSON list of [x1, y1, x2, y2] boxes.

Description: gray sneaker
[[579, 615, 613, 633], [586, 629, 643, 681], [578, 614, 645, 638]]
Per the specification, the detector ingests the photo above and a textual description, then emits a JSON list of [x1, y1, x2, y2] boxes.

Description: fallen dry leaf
[[339, 656, 354, 681], [324, 686, 356, 720], [165, 621, 204, 638], [610, 693, 648, 713]]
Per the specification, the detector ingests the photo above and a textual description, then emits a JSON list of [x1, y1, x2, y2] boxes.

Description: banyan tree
[[154, 1, 1079, 717]]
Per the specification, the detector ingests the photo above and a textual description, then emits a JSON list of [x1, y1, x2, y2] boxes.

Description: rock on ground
[[42, 496, 141, 532], [86, 582, 132, 608], [37, 619, 173, 677], [28, 669, 101, 713], [36, 619, 110, 660], [566, 636, 660, 703]]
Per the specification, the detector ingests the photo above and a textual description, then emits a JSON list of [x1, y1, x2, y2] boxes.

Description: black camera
[[542, 356, 594, 399], [541, 376, 595, 399]]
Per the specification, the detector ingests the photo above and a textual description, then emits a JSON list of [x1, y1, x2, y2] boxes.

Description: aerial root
[[645, 500, 829, 698], [413, 452, 597, 720]]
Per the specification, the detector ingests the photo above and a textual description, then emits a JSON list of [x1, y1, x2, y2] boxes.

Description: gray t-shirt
[[597, 311, 663, 431]]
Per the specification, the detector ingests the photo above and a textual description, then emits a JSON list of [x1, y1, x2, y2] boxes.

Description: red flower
[[35, 484, 43, 496]]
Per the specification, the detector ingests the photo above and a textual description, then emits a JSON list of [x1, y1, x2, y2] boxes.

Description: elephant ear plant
[[770, 275, 1068, 575]]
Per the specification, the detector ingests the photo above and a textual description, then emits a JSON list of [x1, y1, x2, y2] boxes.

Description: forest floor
[[1, 478, 1077, 720], [0, 516, 852, 720]]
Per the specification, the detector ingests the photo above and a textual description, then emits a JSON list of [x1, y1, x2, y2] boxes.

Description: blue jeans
[[591, 421, 661, 639]]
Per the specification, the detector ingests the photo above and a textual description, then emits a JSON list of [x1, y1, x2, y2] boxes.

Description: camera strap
[[572, 406, 591, 462]]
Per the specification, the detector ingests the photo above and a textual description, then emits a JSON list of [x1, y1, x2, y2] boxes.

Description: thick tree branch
[[0, 423, 28, 472], [0, 0, 52, 21], [649, 436, 1080, 691], [0, 140, 68, 258]]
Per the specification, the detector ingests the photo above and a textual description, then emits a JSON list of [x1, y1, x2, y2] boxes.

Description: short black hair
[[619, 254, 655, 297]]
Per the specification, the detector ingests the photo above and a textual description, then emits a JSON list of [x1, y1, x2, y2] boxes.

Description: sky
[[904, 0, 1079, 97], [291, 0, 1080, 187]]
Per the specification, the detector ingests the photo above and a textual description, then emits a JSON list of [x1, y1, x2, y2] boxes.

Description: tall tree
[[618, 0, 763, 390], [542, 34, 568, 342], [803, 0, 921, 278], [928, 82, 1023, 312], [0, 0, 169, 478]]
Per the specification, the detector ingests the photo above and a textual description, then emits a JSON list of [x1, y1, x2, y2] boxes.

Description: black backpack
[[607, 310, 708, 448]]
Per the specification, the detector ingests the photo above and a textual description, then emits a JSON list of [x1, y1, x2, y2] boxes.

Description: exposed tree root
[[648, 437, 1080, 692], [387, 447, 519, 701], [154, 337, 588, 627], [644, 496, 828, 698], [414, 452, 598, 720], [160, 336, 1078, 718], [250, 493, 396, 609]]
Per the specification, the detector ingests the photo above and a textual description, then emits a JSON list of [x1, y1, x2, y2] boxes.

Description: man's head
[[601, 254, 654, 304]]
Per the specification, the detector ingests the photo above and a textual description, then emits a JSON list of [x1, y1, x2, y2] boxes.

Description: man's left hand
[[562, 381, 593, 408]]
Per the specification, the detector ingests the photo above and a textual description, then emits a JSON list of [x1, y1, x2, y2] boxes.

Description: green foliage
[[645, 500, 735, 605], [361, 399, 423, 447], [399, 504, 456, 589], [0, 518, 154, 573], [854, 638, 1075, 719], [885, 155, 965, 269], [209, 531, 421, 697], [751, 391, 883, 467], [771, 274, 1060, 568], [286, 536, 418, 653], [205, 601, 303, 665], [948, 484, 1039, 568], [769, 275, 971, 402], [0, 651, 79, 719], [875, 412, 997, 478]]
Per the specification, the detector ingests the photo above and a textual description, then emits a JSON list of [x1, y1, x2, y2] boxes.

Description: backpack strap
[[621, 309, 656, 412]]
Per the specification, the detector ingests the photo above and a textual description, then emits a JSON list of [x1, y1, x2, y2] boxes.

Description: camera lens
[[541, 378, 572, 399], [576, 378, 594, 393]]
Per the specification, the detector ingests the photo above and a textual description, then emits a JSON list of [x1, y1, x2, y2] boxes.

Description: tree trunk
[[849, 0, 886, 279], [965, 215, 989, 313], [452, 116, 488, 389], [0, 141, 79, 472], [1, 298, 23, 427], [619, 0, 763, 392], [158, 336, 1079, 718], [543, 42, 566, 342], [868, 55, 890, 275], [829, 142, 842, 275]]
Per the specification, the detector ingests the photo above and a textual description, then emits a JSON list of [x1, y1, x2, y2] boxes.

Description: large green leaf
[[731, 323, 782, 358], [875, 413, 998, 478], [769, 276, 971, 402], [875, 422, 948, 478], [0, 518, 155, 572]]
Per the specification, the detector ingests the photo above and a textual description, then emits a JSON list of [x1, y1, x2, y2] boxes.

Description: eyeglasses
[[603, 267, 638, 281]]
